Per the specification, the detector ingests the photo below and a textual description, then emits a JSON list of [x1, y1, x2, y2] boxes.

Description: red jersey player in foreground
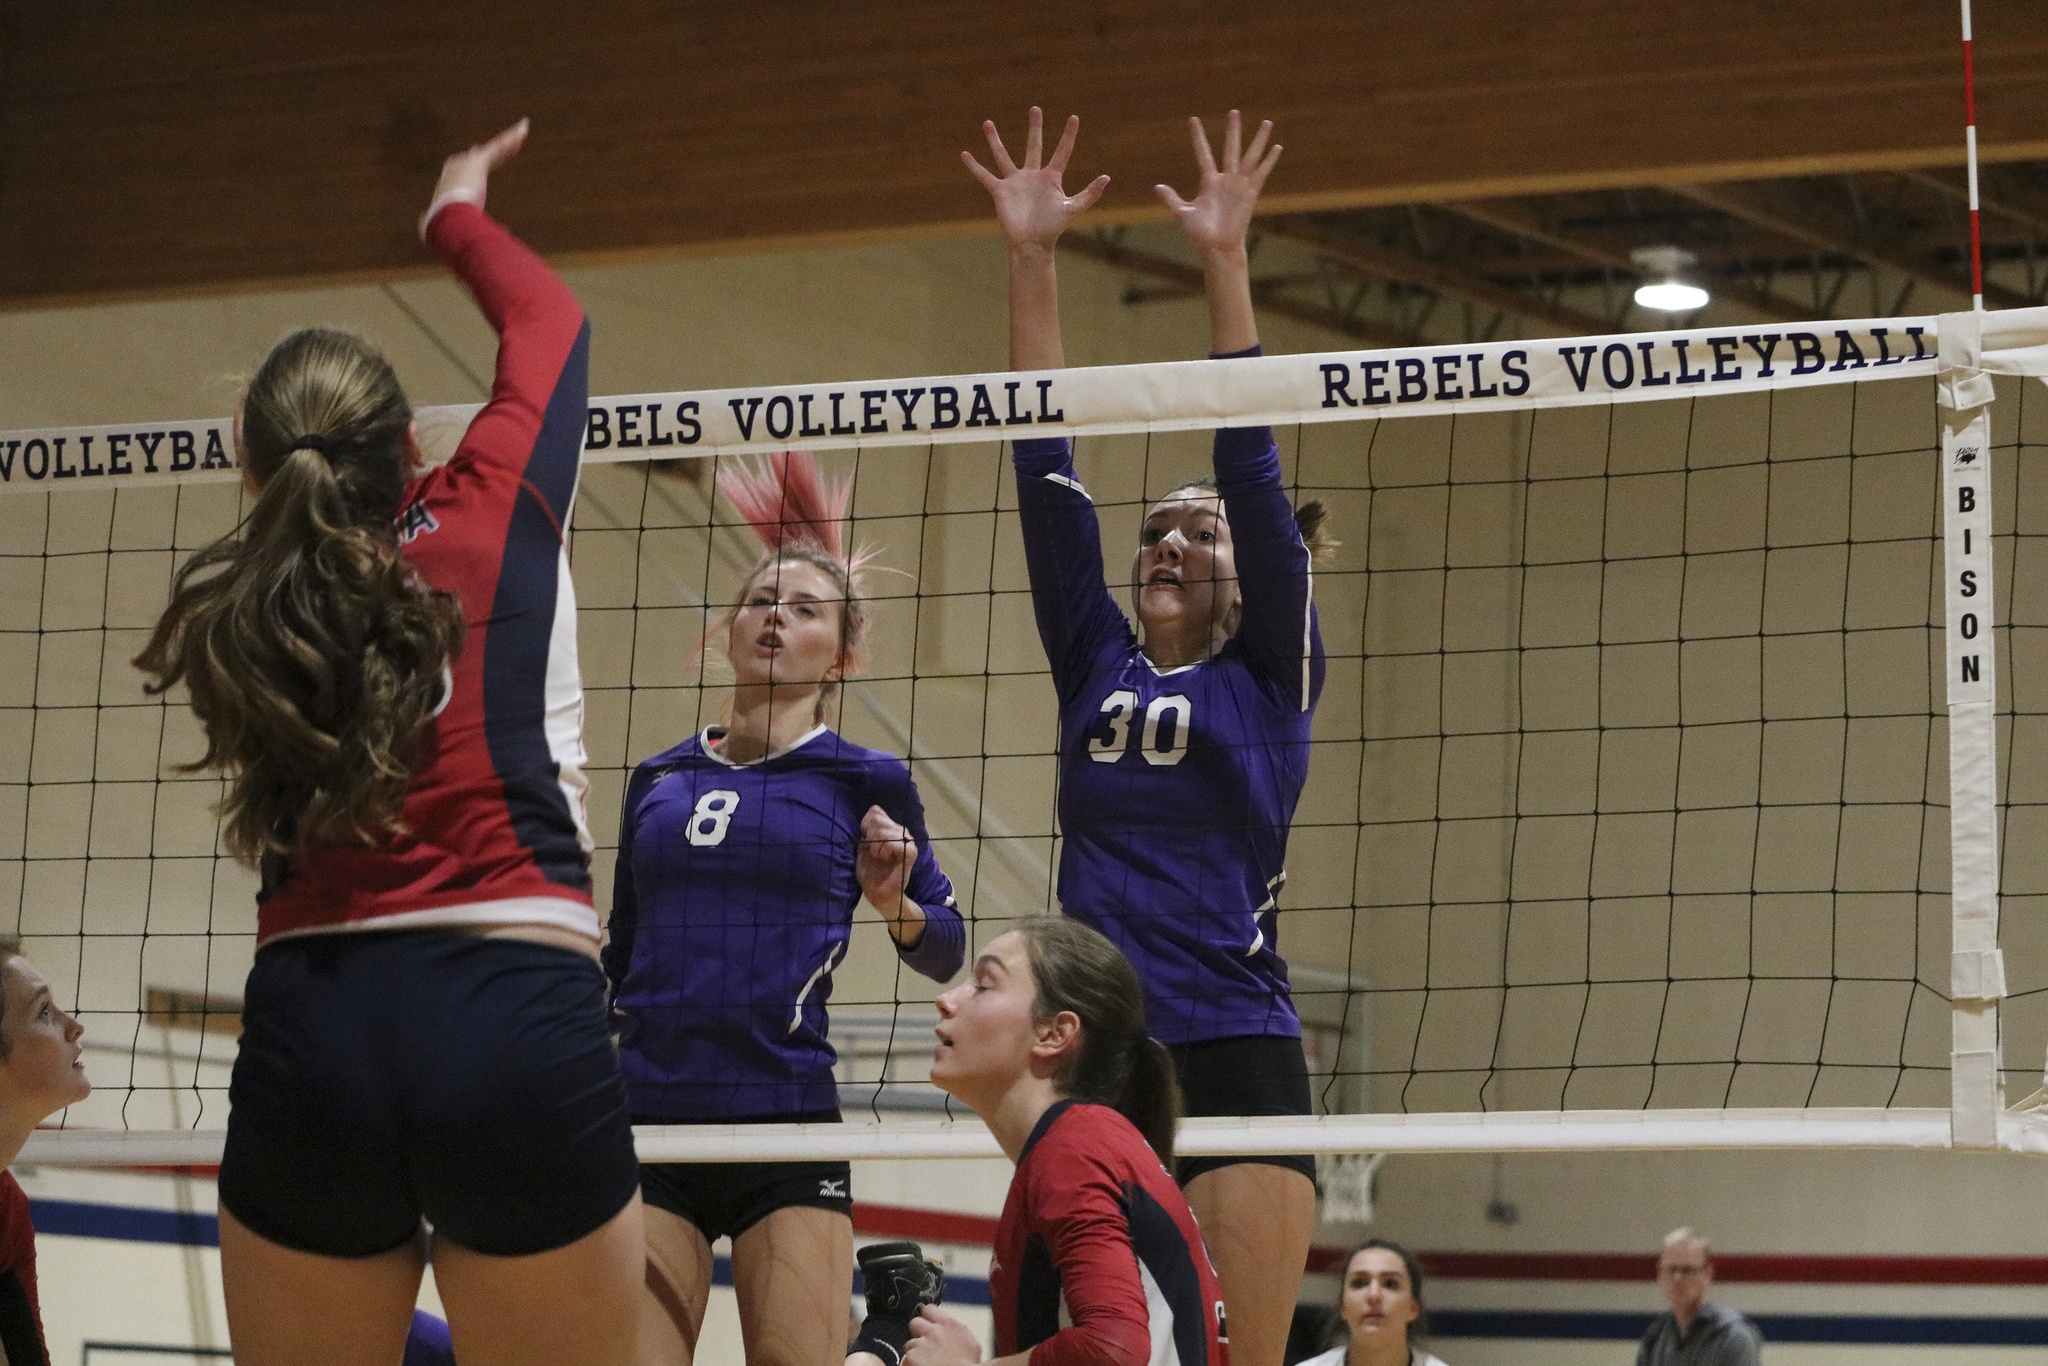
[[850, 918, 1227, 1366], [0, 937, 90, 1366], [135, 122, 642, 1366]]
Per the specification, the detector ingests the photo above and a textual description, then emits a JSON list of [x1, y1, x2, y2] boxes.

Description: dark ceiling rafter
[[1669, 180, 2033, 311], [1436, 197, 1824, 324], [1260, 216, 1613, 337], [1058, 231, 1417, 349], [1901, 168, 2048, 241]]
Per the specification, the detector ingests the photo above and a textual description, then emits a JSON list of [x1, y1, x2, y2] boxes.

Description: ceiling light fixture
[[1631, 245, 1709, 313]]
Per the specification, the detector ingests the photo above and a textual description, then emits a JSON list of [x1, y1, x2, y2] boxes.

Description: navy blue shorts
[[220, 929, 641, 1258], [1170, 1033, 1317, 1186], [637, 1108, 851, 1242]]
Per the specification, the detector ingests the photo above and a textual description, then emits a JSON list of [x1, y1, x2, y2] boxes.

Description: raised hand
[[424, 118, 530, 229], [856, 804, 917, 917], [1155, 110, 1281, 258], [962, 107, 1111, 253]]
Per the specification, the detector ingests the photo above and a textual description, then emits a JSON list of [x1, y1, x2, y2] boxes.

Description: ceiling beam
[[1058, 234, 1417, 349], [1437, 198, 1825, 323], [4, 0, 2048, 306], [1902, 168, 2048, 240], [1265, 216, 1613, 336], [1669, 181, 2033, 310]]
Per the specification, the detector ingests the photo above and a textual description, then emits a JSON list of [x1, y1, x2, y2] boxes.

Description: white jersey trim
[[1297, 1349, 1444, 1366], [1299, 562, 1315, 713], [547, 544, 595, 855], [1042, 471, 1091, 500], [260, 896, 601, 945], [700, 722, 830, 768], [1142, 655, 1203, 678], [1139, 1260, 1181, 1366]]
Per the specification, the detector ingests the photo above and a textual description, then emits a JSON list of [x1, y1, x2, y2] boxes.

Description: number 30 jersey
[[604, 725, 965, 1121], [1012, 411, 1324, 1046]]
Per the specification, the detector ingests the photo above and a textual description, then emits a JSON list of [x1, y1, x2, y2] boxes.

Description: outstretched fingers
[[1069, 172, 1112, 214], [981, 118, 1020, 176], [1188, 115, 1219, 176], [1252, 140, 1284, 189], [1023, 105, 1045, 171], [475, 118, 530, 170], [1046, 113, 1082, 175], [1243, 117, 1274, 171], [960, 148, 1002, 191]]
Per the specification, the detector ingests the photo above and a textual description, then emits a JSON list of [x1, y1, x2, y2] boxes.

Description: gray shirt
[[1635, 1302, 1762, 1366]]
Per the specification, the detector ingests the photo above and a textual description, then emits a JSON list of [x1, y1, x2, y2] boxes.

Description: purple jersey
[[1013, 406, 1324, 1045], [605, 724, 965, 1120]]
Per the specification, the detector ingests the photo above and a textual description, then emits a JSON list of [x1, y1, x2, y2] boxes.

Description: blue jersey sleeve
[[1012, 437, 1131, 704], [1211, 349, 1325, 712], [869, 760, 965, 982], [602, 759, 664, 1000]]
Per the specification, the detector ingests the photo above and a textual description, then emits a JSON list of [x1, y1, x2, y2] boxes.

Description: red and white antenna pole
[[1961, 0, 1985, 311]]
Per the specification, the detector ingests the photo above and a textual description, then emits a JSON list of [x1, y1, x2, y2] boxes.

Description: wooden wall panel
[[2, 0, 2045, 305]]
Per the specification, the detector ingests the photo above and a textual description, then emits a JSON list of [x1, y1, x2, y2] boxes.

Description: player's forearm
[[1009, 244, 1067, 371], [1201, 244, 1259, 355], [883, 896, 928, 947]]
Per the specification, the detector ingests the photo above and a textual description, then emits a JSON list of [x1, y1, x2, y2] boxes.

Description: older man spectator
[[1636, 1228, 1762, 1366]]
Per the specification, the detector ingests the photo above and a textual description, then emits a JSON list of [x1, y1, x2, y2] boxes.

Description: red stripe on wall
[[853, 1203, 1000, 1245], [850, 1205, 2048, 1288], [1308, 1249, 2048, 1286]]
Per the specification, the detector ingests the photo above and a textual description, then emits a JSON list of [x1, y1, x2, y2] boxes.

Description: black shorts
[[638, 1109, 853, 1243], [1170, 1033, 1317, 1186], [219, 929, 640, 1259]]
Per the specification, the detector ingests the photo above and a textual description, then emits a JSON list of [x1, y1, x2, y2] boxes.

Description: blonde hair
[[715, 453, 876, 719], [1160, 477, 1340, 566]]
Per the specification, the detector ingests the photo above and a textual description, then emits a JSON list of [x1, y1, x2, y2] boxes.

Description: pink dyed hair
[[720, 451, 876, 577], [715, 451, 877, 709]]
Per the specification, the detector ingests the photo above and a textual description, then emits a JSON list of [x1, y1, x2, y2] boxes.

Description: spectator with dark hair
[[1638, 1228, 1762, 1366], [1298, 1241, 1445, 1366], [0, 935, 92, 1366]]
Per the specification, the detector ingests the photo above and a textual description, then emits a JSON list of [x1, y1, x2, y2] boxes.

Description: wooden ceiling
[[3, 0, 2046, 308]]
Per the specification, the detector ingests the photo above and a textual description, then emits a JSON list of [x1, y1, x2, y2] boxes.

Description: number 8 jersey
[[1011, 420, 1325, 1046], [604, 725, 965, 1121]]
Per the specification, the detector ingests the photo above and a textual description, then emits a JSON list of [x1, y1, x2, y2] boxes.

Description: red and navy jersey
[[605, 725, 965, 1120], [258, 202, 596, 944], [1011, 386, 1323, 1044], [993, 1102, 1228, 1366], [0, 1174, 46, 1366]]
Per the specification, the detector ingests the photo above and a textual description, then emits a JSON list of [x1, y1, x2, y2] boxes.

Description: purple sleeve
[[404, 1312, 456, 1366], [874, 762, 966, 982], [1211, 347, 1325, 711], [1011, 437, 1130, 701], [602, 761, 661, 998]]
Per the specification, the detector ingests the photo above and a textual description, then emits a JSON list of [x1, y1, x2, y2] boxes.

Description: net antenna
[[1960, 0, 1985, 314]]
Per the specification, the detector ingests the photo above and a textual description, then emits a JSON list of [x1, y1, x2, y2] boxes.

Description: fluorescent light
[[1630, 245, 1708, 314], [1633, 280, 1710, 312]]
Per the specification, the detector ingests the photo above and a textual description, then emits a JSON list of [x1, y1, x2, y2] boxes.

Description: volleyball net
[[4, 306, 2048, 1167]]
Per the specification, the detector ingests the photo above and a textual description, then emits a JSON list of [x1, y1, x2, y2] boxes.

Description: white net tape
[[5, 306, 2048, 1165]]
